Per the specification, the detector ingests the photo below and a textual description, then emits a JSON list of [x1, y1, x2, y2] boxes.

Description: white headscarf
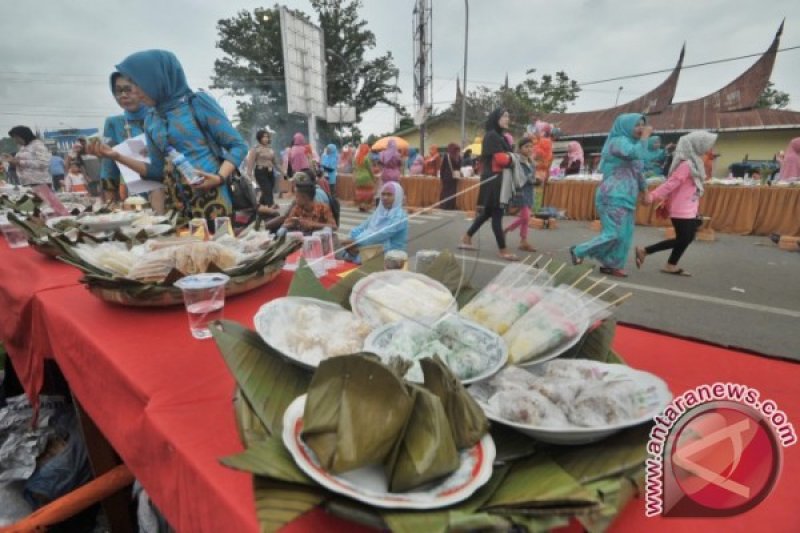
[[669, 131, 718, 197]]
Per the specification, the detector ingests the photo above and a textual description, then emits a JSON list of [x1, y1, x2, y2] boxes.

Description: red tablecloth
[[0, 239, 82, 405], [4, 245, 797, 532], [32, 267, 350, 533]]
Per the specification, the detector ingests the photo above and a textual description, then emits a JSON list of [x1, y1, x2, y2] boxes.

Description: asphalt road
[[395, 208, 800, 362]]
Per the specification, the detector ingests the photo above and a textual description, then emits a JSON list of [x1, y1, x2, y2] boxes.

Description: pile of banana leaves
[[212, 253, 651, 532]]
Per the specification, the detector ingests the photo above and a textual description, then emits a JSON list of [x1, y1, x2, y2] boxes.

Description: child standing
[[504, 137, 536, 252], [64, 163, 88, 193]]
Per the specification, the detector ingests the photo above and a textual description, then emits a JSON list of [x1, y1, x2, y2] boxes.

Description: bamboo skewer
[[606, 292, 634, 307], [582, 276, 607, 294], [568, 268, 593, 288]]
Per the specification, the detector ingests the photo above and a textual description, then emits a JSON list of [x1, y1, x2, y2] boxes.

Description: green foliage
[[0, 137, 18, 155], [756, 81, 790, 110], [212, 1, 403, 146]]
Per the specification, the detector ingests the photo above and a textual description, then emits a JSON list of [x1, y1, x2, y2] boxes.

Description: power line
[[578, 44, 800, 86]]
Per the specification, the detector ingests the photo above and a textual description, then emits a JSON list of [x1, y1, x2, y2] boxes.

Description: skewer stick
[[550, 263, 567, 278], [502, 254, 538, 289], [582, 276, 607, 294], [605, 292, 633, 307], [568, 268, 593, 288], [530, 258, 553, 283]]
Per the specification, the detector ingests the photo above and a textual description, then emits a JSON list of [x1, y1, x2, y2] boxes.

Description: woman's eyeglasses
[[114, 86, 134, 97]]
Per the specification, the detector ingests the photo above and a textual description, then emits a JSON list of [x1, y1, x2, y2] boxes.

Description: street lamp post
[[615, 86, 623, 106], [326, 49, 358, 145], [460, 0, 469, 148]]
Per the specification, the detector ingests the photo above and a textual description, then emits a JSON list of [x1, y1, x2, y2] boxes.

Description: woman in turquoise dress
[[569, 113, 652, 277], [642, 135, 667, 177], [94, 50, 247, 224], [100, 73, 150, 203]]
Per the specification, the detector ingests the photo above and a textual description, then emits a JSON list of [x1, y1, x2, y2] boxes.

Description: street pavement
[[287, 199, 799, 362]]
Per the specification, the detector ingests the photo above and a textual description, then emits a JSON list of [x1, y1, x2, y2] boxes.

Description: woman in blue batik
[[93, 50, 247, 224], [320, 144, 339, 197], [569, 113, 652, 277], [99, 73, 151, 204]]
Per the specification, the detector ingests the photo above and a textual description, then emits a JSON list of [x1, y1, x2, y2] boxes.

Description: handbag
[[188, 96, 258, 215], [447, 154, 462, 178]]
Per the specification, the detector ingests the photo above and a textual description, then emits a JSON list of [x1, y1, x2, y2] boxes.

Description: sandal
[[457, 242, 478, 251], [661, 268, 691, 277], [569, 246, 583, 266], [498, 252, 520, 262], [519, 243, 537, 252], [635, 246, 646, 269], [599, 267, 628, 278]]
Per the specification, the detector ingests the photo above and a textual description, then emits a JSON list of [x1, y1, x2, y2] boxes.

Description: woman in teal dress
[[569, 113, 652, 277], [94, 50, 247, 224], [642, 135, 666, 177], [100, 73, 149, 203]]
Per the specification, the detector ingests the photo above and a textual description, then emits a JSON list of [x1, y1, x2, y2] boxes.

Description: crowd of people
[[2, 47, 799, 270]]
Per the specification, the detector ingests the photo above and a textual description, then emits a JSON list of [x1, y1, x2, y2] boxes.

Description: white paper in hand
[[113, 134, 164, 195]]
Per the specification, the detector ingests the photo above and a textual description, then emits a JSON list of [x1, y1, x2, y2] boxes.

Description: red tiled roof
[[545, 23, 795, 137]]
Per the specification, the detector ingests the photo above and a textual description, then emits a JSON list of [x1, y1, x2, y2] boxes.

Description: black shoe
[[770, 233, 780, 244]]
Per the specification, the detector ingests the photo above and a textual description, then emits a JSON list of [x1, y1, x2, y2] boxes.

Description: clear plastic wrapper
[[459, 263, 554, 335]]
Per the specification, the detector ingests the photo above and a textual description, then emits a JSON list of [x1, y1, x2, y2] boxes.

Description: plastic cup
[[213, 216, 234, 239], [286, 231, 304, 242], [174, 273, 230, 340], [312, 228, 336, 268], [414, 250, 440, 273], [302, 235, 326, 277], [189, 218, 209, 241]]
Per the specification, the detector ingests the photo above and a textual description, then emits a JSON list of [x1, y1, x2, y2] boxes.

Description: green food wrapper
[[420, 355, 489, 449], [301, 354, 413, 474], [385, 384, 460, 492]]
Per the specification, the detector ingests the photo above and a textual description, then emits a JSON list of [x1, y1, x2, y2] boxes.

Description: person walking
[[246, 130, 278, 208], [635, 131, 718, 276], [504, 136, 536, 252], [459, 108, 519, 261], [439, 143, 461, 210], [321, 143, 339, 197], [569, 113, 652, 277]]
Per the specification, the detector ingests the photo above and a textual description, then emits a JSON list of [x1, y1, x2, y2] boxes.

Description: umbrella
[[371, 136, 410, 155], [465, 137, 483, 156]]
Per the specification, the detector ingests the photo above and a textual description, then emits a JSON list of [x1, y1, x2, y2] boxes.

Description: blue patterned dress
[[574, 114, 648, 269]]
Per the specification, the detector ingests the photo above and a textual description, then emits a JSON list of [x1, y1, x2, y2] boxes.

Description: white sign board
[[280, 6, 327, 118], [326, 105, 357, 124]]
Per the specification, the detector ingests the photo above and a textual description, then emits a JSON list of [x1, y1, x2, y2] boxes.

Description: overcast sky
[[1, 0, 797, 141]]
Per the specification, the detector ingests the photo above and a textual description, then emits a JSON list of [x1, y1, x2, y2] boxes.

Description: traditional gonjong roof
[[545, 22, 800, 137]]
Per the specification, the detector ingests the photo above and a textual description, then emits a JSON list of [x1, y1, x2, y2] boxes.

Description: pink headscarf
[[289, 132, 310, 172], [778, 137, 800, 182], [566, 141, 584, 165], [380, 139, 402, 182]]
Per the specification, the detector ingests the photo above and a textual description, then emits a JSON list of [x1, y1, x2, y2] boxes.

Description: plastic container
[[174, 273, 230, 339], [302, 235, 326, 277]]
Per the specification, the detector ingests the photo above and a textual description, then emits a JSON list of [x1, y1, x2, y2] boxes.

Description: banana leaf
[[253, 478, 326, 533], [501, 514, 570, 533], [490, 424, 538, 464], [301, 353, 413, 474], [211, 320, 311, 435], [552, 425, 650, 485], [416, 249, 479, 309], [483, 453, 599, 511], [287, 258, 339, 303], [221, 436, 314, 486], [232, 387, 270, 446], [379, 464, 510, 533], [327, 251, 385, 309]]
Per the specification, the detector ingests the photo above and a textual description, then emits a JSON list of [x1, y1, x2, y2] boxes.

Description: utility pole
[[460, 0, 469, 148], [413, 0, 432, 154]]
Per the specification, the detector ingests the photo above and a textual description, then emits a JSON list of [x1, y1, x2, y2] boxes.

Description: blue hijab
[[108, 72, 149, 121], [115, 50, 193, 114], [321, 144, 339, 169], [407, 148, 418, 169], [599, 113, 644, 177]]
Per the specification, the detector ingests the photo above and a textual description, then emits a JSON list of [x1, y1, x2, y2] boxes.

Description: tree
[[514, 70, 581, 114], [211, 1, 403, 147], [756, 81, 790, 110], [0, 137, 17, 155]]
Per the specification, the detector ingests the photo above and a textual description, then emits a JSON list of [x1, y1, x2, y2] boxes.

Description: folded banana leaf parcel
[[300, 353, 489, 493]]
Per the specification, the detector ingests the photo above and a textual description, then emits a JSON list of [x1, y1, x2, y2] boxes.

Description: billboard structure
[[280, 6, 327, 149]]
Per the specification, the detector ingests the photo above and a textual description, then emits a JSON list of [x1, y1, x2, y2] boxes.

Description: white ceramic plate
[[364, 313, 507, 385], [282, 395, 495, 509], [470, 360, 672, 445], [253, 296, 369, 370], [350, 271, 457, 329]]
